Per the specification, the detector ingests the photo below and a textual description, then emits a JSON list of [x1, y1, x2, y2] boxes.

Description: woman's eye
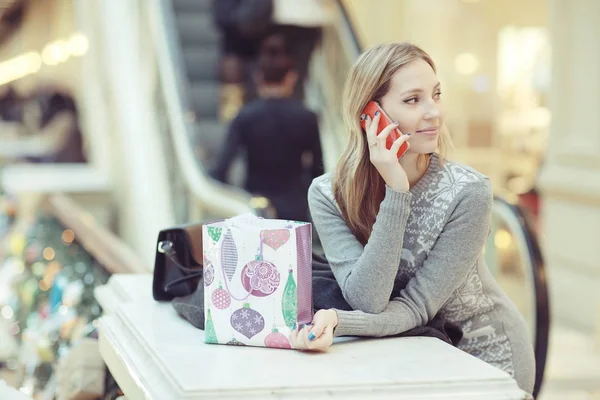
[[433, 91, 442, 99], [404, 97, 418, 104]]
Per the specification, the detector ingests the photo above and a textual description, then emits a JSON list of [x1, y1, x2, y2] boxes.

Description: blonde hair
[[333, 43, 453, 245]]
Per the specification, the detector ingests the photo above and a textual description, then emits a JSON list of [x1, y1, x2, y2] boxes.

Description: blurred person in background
[[213, 0, 331, 108], [211, 33, 323, 222], [270, 0, 332, 100], [213, 0, 273, 111], [291, 43, 535, 395], [0, 86, 85, 163], [23, 88, 86, 164], [0, 85, 26, 143], [0, 85, 24, 123]]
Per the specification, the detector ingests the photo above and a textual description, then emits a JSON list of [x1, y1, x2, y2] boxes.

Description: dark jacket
[[212, 97, 323, 221]]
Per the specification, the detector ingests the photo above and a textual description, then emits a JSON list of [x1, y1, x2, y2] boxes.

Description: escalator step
[[183, 45, 219, 81], [172, 0, 212, 13], [189, 82, 220, 118], [176, 12, 220, 46]]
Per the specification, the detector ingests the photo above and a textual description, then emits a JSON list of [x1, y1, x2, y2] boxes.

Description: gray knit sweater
[[308, 153, 535, 393]]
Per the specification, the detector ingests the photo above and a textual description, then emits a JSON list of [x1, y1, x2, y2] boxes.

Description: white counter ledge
[[96, 276, 530, 400]]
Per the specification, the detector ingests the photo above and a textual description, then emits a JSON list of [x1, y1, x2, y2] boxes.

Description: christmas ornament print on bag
[[231, 303, 264, 339], [260, 229, 290, 250], [241, 259, 281, 297]]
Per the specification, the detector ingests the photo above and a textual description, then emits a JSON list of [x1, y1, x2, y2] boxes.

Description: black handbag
[[152, 222, 205, 301]]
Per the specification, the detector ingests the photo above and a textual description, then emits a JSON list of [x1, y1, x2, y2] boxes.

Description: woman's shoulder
[[439, 157, 489, 183], [308, 173, 339, 210], [416, 154, 493, 212], [432, 155, 493, 206], [309, 173, 334, 198]]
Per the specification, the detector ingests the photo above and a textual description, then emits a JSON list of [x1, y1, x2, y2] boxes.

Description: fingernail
[[360, 114, 365, 120], [374, 110, 380, 116], [302, 324, 307, 330], [405, 132, 412, 136], [308, 332, 316, 341], [292, 322, 297, 330], [393, 121, 399, 125]]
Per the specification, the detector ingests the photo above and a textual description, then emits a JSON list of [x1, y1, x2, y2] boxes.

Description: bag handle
[[219, 260, 252, 302], [217, 233, 271, 302]]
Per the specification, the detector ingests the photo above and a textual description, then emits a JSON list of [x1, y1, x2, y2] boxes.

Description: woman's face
[[379, 58, 444, 155]]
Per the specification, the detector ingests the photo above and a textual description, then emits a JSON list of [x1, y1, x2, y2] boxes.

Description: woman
[[211, 34, 323, 222], [290, 43, 535, 394]]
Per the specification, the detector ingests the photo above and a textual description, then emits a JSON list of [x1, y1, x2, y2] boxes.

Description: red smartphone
[[360, 101, 409, 159]]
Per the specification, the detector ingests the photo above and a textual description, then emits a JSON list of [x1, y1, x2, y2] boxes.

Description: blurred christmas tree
[[0, 194, 17, 242], [0, 211, 110, 396]]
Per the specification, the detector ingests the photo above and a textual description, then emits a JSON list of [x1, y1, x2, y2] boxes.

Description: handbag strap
[[158, 240, 201, 273], [164, 271, 204, 293], [158, 240, 204, 294]]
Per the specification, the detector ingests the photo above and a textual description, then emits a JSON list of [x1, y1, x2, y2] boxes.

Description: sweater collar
[[409, 153, 442, 197]]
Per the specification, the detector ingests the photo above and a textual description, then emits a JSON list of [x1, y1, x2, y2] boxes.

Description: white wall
[[538, 0, 600, 334]]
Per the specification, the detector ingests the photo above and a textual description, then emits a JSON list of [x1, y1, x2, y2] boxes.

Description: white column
[[538, 0, 600, 333], [72, 0, 112, 173], [95, 0, 175, 266]]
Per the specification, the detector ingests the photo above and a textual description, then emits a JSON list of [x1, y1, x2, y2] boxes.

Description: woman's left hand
[[289, 309, 338, 351]]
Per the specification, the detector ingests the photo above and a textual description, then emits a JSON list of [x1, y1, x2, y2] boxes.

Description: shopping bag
[[202, 214, 312, 348]]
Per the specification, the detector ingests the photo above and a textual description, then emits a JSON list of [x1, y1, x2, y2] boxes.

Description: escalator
[[143, 0, 270, 224], [143, 0, 360, 224], [167, 0, 223, 169]]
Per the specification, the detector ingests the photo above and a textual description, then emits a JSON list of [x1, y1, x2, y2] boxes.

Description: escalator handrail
[[144, 0, 261, 217], [492, 196, 549, 398], [46, 194, 150, 274], [307, 0, 362, 170], [336, 0, 363, 53]]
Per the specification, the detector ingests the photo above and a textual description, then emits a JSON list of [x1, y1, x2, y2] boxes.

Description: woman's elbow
[[343, 291, 387, 314]]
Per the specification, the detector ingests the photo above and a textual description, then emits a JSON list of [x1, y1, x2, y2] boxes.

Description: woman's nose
[[424, 102, 441, 119]]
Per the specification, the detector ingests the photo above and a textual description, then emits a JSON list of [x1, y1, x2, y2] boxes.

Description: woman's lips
[[416, 127, 439, 136]]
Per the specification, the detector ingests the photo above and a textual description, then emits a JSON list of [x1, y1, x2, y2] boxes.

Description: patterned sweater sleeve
[[308, 176, 412, 313], [333, 178, 493, 337]]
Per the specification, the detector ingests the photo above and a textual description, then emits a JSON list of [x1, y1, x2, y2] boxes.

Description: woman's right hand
[[364, 112, 411, 192]]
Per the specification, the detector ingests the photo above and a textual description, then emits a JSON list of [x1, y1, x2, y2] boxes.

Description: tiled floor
[[537, 325, 600, 400]]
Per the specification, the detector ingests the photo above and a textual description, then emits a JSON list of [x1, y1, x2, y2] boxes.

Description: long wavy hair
[[333, 43, 453, 245]]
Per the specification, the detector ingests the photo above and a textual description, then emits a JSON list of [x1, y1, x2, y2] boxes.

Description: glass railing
[[486, 197, 549, 397]]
